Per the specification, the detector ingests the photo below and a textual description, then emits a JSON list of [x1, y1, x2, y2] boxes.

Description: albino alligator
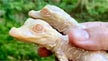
[[9, 5, 108, 61]]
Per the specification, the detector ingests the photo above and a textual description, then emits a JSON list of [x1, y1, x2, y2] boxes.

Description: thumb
[[68, 28, 96, 50]]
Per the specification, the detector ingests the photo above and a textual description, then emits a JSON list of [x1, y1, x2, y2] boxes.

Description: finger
[[38, 47, 52, 57], [68, 28, 89, 44], [68, 28, 99, 50]]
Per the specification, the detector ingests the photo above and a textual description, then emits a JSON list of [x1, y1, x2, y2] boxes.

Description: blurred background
[[0, 0, 108, 61]]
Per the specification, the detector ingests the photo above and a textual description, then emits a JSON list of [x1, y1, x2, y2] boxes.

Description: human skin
[[38, 22, 108, 57]]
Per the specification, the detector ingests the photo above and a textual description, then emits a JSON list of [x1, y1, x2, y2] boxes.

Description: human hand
[[69, 22, 108, 50], [38, 22, 108, 57]]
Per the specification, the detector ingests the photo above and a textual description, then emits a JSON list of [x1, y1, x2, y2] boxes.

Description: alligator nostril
[[32, 24, 44, 32]]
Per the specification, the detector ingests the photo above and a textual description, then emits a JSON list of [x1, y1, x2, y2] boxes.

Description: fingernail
[[69, 29, 89, 41]]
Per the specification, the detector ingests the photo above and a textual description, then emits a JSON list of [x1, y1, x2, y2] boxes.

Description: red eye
[[32, 24, 44, 32]]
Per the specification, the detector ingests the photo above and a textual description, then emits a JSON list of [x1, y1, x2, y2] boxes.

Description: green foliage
[[0, 0, 108, 61]]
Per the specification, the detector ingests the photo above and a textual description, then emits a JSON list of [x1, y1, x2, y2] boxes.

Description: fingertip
[[68, 30, 74, 44], [68, 29, 98, 50], [68, 29, 89, 45]]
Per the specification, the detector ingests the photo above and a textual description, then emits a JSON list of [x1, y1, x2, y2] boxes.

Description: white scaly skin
[[29, 5, 85, 34], [9, 18, 69, 61], [28, 5, 108, 61], [9, 18, 108, 61]]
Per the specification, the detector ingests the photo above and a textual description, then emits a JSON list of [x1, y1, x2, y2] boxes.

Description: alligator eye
[[32, 24, 44, 32]]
